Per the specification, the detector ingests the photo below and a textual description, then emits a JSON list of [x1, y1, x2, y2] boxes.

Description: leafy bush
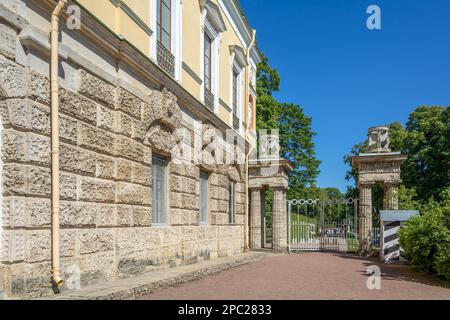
[[398, 199, 450, 279]]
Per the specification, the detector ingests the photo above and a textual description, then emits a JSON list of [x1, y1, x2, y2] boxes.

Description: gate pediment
[[248, 159, 293, 190], [352, 153, 407, 186]]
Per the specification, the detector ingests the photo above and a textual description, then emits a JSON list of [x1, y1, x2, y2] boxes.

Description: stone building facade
[[0, 0, 258, 298]]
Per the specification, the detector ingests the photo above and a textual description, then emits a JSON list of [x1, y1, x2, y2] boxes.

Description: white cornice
[[229, 45, 248, 68], [205, 0, 227, 33], [218, 0, 252, 49]]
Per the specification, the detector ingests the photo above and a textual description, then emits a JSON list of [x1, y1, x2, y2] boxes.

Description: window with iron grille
[[152, 156, 168, 225], [228, 182, 236, 224], [156, 0, 175, 77], [200, 171, 209, 225]]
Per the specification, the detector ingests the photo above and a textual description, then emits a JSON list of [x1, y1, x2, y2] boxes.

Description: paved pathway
[[139, 253, 450, 300]]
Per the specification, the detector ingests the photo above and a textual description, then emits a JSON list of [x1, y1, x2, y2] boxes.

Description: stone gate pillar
[[352, 126, 408, 257], [358, 183, 374, 256], [248, 159, 293, 252], [250, 188, 263, 249], [272, 188, 288, 251], [383, 183, 399, 210]]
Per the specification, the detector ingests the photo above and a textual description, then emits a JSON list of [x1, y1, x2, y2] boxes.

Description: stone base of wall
[[1, 226, 244, 299], [0, 2, 247, 299]]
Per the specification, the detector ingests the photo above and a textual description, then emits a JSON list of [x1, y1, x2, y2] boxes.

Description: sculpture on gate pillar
[[368, 126, 391, 153], [352, 126, 408, 257]]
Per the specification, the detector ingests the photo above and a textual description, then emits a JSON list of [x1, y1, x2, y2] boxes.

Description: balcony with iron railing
[[204, 88, 215, 111], [156, 41, 175, 78]]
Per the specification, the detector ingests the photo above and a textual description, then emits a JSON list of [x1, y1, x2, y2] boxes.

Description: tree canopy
[[345, 106, 450, 204], [256, 54, 321, 198]]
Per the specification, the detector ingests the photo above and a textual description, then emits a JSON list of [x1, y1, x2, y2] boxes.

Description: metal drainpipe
[[50, 0, 68, 292], [244, 30, 256, 251]]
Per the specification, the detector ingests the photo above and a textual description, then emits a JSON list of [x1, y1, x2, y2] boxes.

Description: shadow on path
[[329, 253, 450, 290]]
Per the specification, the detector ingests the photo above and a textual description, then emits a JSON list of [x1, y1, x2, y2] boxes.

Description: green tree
[[398, 198, 450, 280], [256, 55, 321, 199], [279, 102, 321, 194], [401, 106, 450, 201], [344, 106, 450, 203], [256, 53, 280, 97]]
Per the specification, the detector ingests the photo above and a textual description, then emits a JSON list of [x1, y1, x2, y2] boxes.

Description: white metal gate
[[288, 199, 358, 252]]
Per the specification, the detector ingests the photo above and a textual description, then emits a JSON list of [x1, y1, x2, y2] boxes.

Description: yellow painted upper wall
[[122, 0, 150, 25], [77, 0, 117, 32], [181, 0, 202, 100], [119, 11, 150, 55], [77, 0, 255, 132]]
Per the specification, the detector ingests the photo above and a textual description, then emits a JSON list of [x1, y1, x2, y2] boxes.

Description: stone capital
[[357, 182, 376, 189], [383, 181, 401, 188]]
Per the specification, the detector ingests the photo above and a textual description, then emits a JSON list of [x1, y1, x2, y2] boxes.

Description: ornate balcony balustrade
[[157, 41, 175, 78]]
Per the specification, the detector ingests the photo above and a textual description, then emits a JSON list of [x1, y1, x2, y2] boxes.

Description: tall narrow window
[[228, 182, 236, 224], [200, 171, 209, 225], [232, 69, 238, 116], [204, 34, 212, 92], [152, 156, 168, 225], [157, 0, 171, 51]]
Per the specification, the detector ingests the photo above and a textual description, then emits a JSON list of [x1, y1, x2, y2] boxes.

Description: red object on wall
[[249, 95, 255, 130]]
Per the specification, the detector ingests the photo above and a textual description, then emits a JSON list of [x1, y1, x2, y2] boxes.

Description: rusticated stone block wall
[[0, 19, 246, 299]]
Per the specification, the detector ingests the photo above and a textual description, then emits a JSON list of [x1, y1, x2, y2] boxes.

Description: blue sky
[[240, 0, 450, 191]]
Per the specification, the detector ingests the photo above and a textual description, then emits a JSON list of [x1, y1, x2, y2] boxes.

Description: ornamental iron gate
[[288, 198, 358, 252]]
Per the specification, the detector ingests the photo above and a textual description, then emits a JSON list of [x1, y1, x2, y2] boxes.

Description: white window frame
[[151, 0, 183, 81], [230, 53, 244, 131], [200, 3, 226, 113]]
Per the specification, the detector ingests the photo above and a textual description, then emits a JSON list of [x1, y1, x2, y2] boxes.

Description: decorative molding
[[249, 83, 257, 97], [218, 0, 252, 49], [28, 0, 248, 144], [109, 0, 153, 36], [229, 45, 248, 68], [182, 62, 203, 85], [204, 0, 227, 33], [219, 98, 231, 112]]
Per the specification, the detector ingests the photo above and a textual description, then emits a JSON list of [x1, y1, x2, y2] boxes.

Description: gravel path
[[139, 252, 450, 300]]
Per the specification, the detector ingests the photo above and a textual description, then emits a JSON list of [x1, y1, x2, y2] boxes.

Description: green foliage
[[401, 106, 450, 202], [279, 103, 321, 191], [398, 199, 450, 280], [345, 106, 450, 203], [398, 186, 422, 210], [345, 107, 450, 279], [256, 55, 321, 199], [256, 53, 280, 97]]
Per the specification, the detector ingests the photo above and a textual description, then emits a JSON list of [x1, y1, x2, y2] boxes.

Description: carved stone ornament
[[143, 88, 182, 154], [368, 126, 391, 153]]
